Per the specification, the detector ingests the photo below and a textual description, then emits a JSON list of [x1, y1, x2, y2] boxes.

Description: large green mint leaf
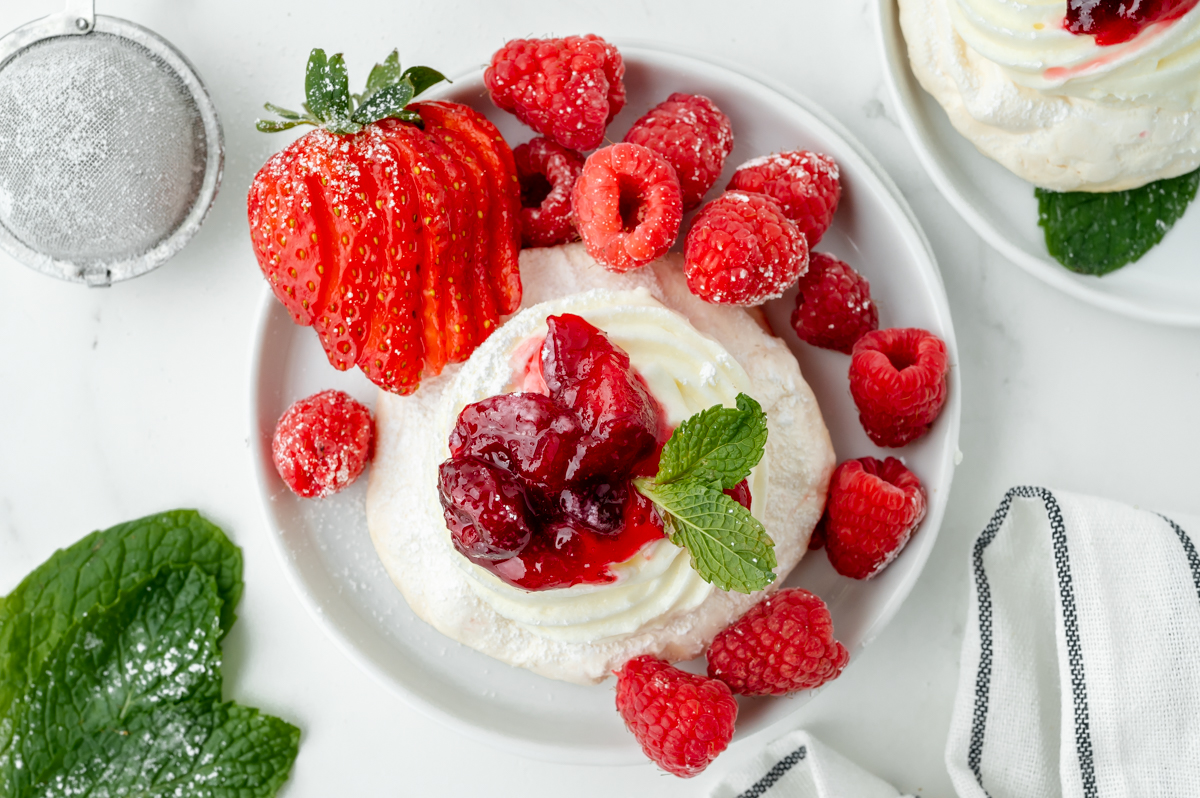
[[0, 567, 224, 795], [0, 510, 242, 720], [636, 480, 776, 593], [656, 393, 767, 490], [30, 702, 299, 798], [1036, 167, 1199, 275]]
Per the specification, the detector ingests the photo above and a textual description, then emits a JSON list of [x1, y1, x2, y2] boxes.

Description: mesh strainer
[[0, 0, 223, 286]]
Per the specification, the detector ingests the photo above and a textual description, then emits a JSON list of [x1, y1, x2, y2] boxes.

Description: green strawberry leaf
[[360, 49, 403, 103], [656, 393, 767, 490], [401, 65, 450, 97], [1036, 167, 1200, 275], [255, 119, 309, 133], [0, 567, 225, 795], [635, 480, 776, 594], [37, 701, 298, 798], [304, 48, 354, 126], [262, 102, 306, 121], [0, 510, 242, 723], [351, 79, 416, 125]]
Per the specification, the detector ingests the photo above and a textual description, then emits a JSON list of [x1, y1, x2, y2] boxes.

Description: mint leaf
[[656, 393, 767, 490], [0, 510, 242, 722], [0, 567, 224, 795], [636, 480, 776, 593], [1036, 167, 1199, 275], [39, 702, 299, 798]]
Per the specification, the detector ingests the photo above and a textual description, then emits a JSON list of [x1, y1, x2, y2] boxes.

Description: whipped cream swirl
[[434, 287, 767, 644], [951, 0, 1200, 106]]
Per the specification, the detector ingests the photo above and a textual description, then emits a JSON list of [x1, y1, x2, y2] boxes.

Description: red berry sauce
[[438, 313, 683, 591], [1064, 0, 1198, 46]]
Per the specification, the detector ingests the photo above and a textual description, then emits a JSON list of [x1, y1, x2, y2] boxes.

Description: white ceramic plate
[[876, 0, 1200, 327], [249, 44, 961, 765]]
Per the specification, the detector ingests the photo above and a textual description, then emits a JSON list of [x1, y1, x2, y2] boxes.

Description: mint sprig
[[634, 393, 776, 594], [256, 48, 449, 135], [1036, 167, 1199, 275]]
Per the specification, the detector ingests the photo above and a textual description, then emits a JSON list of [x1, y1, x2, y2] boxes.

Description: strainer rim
[[0, 13, 224, 285]]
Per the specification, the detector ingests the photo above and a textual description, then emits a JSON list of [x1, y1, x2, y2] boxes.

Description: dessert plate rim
[[248, 41, 961, 765], [875, 0, 1200, 328]]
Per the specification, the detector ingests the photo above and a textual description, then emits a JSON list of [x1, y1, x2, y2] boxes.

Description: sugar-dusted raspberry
[[484, 35, 625, 152], [684, 191, 809, 305], [791, 251, 878, 353], [706, 588, 849, 695], [849, 328, 949, 447], [623, 93, 734, 211], [272, 390, 374, 499], [572, 143, 683, 273], [727, 151, 841, 246], [615, 656, 738, 778], [823, 457, 927, 579], [514, 137, 584, 248]]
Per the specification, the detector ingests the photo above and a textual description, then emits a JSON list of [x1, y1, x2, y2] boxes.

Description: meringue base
[[365, 243, 834, 685]]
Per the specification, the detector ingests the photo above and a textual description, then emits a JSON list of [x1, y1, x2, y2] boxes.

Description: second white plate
[[249, 44, 961, 765], [877, 0, 1200, 327]]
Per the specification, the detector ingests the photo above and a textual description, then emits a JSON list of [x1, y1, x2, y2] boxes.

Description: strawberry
[[301, 129, 387, 371], [355, 125, 424, 393], [247, 142, 326, 326], [414, 101, 523, 315], [249, 49, 524, 392], [423, 123, 500, 344]]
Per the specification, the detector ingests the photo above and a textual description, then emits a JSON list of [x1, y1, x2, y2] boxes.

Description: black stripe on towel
[[968, 487, 1096, 798], [1159, 513, 1200, 602], [1042, 488, 1097, 798], [736, 745, 806, 798]]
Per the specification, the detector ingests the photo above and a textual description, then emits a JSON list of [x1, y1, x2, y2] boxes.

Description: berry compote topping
[[438, 313, 673, 590], [1064, 0, 1198, 46]]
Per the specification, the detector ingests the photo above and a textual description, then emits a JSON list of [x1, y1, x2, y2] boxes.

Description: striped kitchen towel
[[711, 729, 912, 798], [947, 487, 1200, 798]]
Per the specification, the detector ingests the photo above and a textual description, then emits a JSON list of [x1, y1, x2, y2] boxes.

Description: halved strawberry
[[423, 123, 500, 347], [356, 125, 424, 393], [413, 101, 522, 315], [247, 141, 327, 326]]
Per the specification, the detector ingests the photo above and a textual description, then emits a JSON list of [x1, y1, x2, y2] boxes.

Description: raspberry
[[572, 143, 683, 273], [727, 151, 841, 246], [623, 93, 734, 211], [614, 656, 737, 778], [484, 35, 625, 152], [808, 512, 827, 550], [514, 137, 584, 248], [683, 191, 809, 305], [271, 390, 374, 499], [849, 328, 949, 447], [791, 252, 878, 353], [823, 457, 927, 579], [706, 588, 849, 695]]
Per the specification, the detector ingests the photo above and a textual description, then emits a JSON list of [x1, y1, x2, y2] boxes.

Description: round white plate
[[249, 44, 961, 765], [876, 0, 1200, 327]]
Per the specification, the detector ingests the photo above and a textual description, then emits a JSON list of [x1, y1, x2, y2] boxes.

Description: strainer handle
[[62, 0, 95, 34]]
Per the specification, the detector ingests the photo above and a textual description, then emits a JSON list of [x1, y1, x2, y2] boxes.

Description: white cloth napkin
[[946, 486, 1200, 798], [711, 729, 912, 798]]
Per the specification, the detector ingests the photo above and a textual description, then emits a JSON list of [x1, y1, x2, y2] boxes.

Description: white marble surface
[[1, 1, 1198, 795]]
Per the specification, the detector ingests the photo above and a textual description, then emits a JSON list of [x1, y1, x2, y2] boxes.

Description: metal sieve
[[0, 0, 223, 286]]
